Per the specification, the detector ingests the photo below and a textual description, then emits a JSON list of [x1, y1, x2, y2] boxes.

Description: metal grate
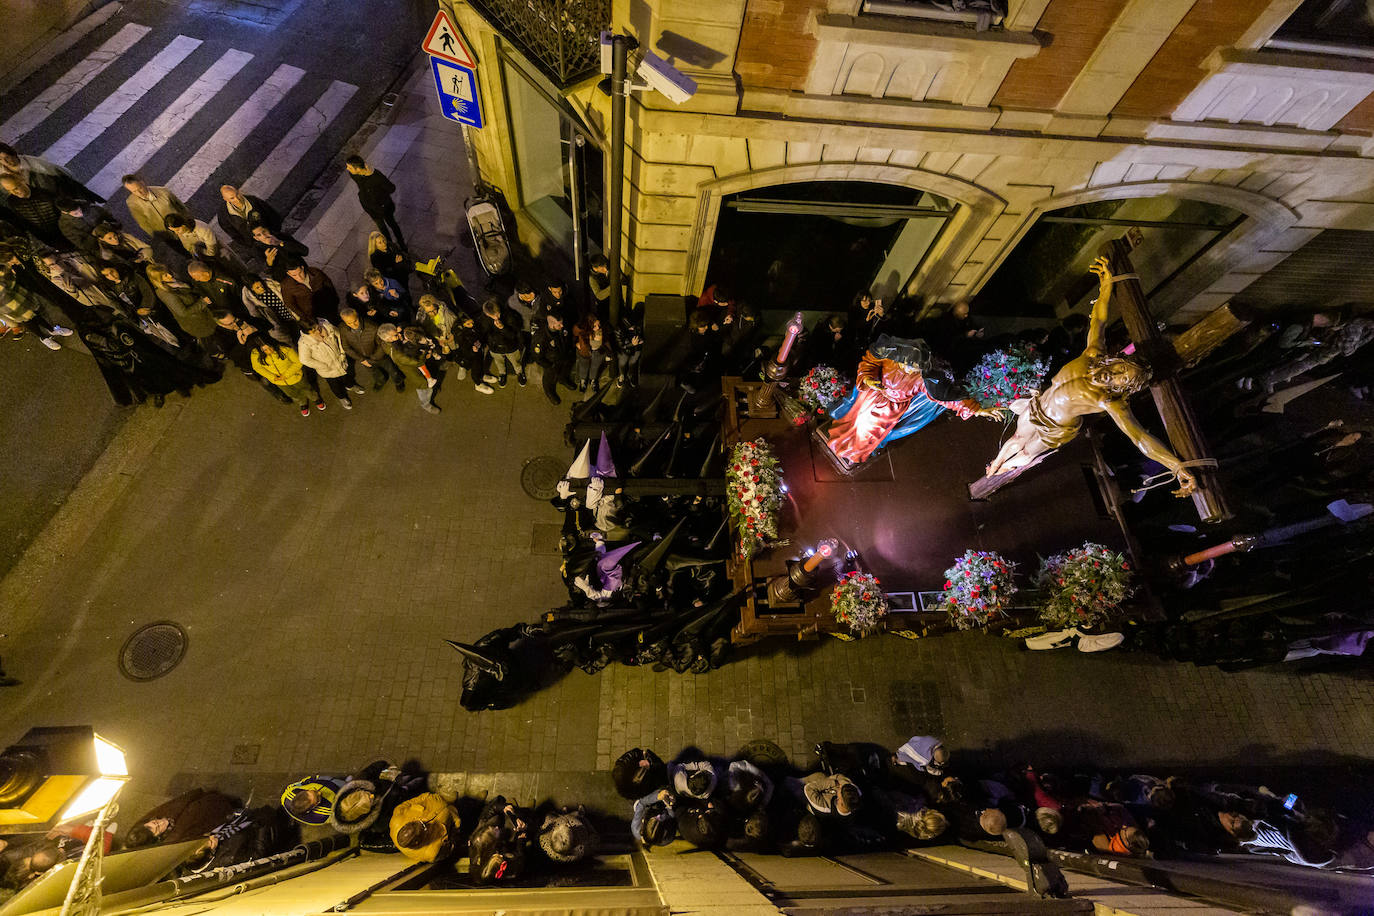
[[521, 455, 568, 500], [119, 622, 188, 681], [467, 0, 608, 88]]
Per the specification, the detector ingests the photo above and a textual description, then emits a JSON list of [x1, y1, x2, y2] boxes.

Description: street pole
[[607, 34, 627, 329], [568, 131, 584, 284]]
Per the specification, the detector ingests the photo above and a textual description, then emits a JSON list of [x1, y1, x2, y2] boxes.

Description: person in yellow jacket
[[388, 791, 459, 863], [249, 336, 322, 416]]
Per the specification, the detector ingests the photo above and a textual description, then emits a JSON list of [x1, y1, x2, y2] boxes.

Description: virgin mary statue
[[825, 335, 986, 468]]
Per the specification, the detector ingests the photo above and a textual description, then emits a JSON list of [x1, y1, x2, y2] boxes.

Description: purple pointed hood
[[593, 431, 618, 479]]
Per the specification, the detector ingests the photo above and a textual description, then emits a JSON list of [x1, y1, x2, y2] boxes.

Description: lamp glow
[[92, 736, 127, 777], [59, 777, 124, 823]]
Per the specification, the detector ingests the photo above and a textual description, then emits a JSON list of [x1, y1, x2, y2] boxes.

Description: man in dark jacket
[[252, 225, 307, 281], [280, 258, 338, 324], [124, 789, 239, 849], [345, 155, 405, 249], [338, 306, 398, 391], [217, 184, 280, 256], [1, 175, 65, 249], [480, 297, 525, 388], [187, 260, 242, 317], [57, 198, 112, 257], [531, 311, 573, 405]]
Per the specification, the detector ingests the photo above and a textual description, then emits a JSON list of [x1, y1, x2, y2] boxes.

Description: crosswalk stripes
[[88, 48, 255, 199], [164, 62, 306, 203], [43, 35, 203, 167], [0, 22, 152, 142], [239, 80, 357, 200], [2, 22, 370, 236]]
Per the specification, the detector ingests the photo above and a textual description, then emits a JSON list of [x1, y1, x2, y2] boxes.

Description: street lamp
[[0, 727, 129, 834], [0, 727, 129, 916]]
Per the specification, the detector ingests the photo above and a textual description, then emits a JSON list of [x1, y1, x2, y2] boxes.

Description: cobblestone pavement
[[2, 54, 1372, 825]]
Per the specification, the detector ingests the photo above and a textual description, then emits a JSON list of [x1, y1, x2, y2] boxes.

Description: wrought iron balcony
[[467, 0, 609, 89]]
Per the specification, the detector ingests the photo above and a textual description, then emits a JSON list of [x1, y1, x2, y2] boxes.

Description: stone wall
[[602, 100, 1374, 321]]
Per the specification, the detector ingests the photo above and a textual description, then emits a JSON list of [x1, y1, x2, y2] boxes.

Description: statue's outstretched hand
[[1088, 255, 1112, 285], [1173, 468, 1198, 498]]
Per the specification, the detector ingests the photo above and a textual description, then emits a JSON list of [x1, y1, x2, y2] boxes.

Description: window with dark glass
[[1269, 0, 1374, 53]]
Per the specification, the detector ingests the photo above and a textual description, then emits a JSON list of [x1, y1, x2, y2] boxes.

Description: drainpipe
[[569, 131, 585, 284], [606, 34, 628, 328]]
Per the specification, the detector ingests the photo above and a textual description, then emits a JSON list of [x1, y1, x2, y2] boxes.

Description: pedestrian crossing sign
[[422, 9, 477, 68], [430, 57, 483, 128]]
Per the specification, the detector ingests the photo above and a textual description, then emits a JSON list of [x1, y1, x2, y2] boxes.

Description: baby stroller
[[466, 185, 511, 278]]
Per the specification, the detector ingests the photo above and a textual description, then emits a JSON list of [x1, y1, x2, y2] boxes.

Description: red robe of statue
[[826, 352, 977, 466]]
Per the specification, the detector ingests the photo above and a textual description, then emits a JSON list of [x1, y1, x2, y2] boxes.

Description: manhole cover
[[521, 455, 566, 500], [119, 622, 187, 681]]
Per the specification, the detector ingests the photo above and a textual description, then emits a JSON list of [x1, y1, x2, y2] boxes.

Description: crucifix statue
[[975, 246, 1228, 522]]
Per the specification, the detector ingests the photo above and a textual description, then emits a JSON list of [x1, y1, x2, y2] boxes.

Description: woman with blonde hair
[[368, 230, 409, 289]]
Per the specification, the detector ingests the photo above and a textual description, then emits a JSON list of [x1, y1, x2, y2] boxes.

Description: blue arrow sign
[[430, 56, 483, 128]]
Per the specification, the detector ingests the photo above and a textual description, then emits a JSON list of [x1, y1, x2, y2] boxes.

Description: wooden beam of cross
[[1103, 236, 1229, 523]]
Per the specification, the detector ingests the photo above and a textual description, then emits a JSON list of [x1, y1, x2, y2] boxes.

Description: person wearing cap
[[677, 800, 729, 850], [468, 795, 532, 883], [388, 791, 459, 863], [895, 735, 949, 775], [798, 771, 862, 819], [631, 788, 680, 849], [280, 774, 347, 825], [725, 758, 772, 812], [539, 806, 598, 864], [613, 747, 667, 799], [669, 758, 718, 801], [329, 762, 428, 853]]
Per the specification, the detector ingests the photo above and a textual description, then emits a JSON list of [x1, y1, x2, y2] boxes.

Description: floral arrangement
[[798, 365, 850, 414], [936, 550, 1017, 630], [1035, 542, 1135, 629], [727, 438, 784, 559], [963, 343, 1049, 409], [830, 570, 888, 636]]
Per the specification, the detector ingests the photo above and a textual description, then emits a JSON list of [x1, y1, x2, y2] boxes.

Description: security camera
[[600, 31, 614, 75], [636, 49, 697, 104]]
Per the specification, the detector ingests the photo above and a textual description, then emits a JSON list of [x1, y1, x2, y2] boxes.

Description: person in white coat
[[298, 318, 365, 408]]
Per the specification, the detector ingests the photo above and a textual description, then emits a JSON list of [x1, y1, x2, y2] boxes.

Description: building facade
[[446, 0, 1374, 323]]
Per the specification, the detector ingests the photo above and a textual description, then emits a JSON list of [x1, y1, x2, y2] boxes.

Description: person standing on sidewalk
[[345, 156, 406, 250], [531, 311, 573, 405], [250, 335, 322, 416], [1, 257, 74, 349], [480, 297, 525, 389], [377, 323, 439, 413], [337, 307, 399, 392], [298, 318, 366, 409], [121, 174, 190, 251]]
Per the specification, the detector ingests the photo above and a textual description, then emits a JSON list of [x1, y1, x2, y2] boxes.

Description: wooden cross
[[971, 236, 1235, 523]]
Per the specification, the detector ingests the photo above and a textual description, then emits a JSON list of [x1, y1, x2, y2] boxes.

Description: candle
[[776, 311, 805, 363]]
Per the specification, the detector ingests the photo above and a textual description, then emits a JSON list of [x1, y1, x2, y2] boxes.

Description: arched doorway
[[702, 180, 955, 310], [975, 195, 1245, 320], [971, 181, 1301, 323], [686, 162, 1007, 307]]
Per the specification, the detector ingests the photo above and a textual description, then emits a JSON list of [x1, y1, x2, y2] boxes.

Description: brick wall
[[991, 0, 1129, 110], [734, 0, 826, 91], [1112, 0, 1264, 119]]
